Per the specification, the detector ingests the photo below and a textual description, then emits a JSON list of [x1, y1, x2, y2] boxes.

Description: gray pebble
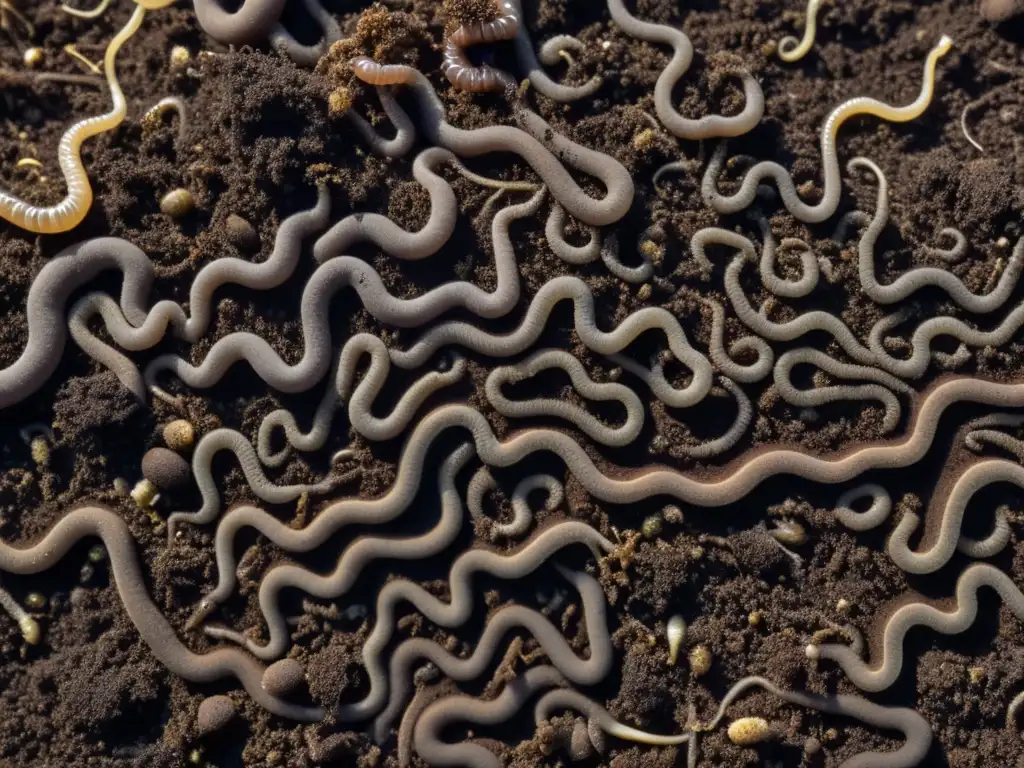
[[262, 658, 305, 697], [196, 695, 236, 735], [141, 447, 191, 491], [225, 214, 260, 251]]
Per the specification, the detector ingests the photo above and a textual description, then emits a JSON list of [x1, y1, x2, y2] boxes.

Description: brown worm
[[442, 40, 517, 93], [449, 0, 520, 47], [351, 56, 418, 87]]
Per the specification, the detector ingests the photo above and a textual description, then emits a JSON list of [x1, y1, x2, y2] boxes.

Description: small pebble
[[87, 545, 106, 563], [160, 188, 195, 218], [196, 695, 236, 735], [225, 214, 260, 251], [141, 447, 192, 491], [162, 419, 196, 452], [262, 658, 305, 697], [728, 716, 774, 746], [666, 615, 686, 665], [804, 736, 822, 755]]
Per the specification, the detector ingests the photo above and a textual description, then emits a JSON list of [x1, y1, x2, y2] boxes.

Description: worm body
[[0, 0, 173, 233]]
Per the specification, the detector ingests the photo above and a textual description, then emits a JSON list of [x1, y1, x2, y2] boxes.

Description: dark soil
[[1, 0, 1023, 766]]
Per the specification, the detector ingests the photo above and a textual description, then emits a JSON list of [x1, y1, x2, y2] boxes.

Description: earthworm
[[923, 227, 969, 264], [192, 443, 476, 631], [689, 225, 754, 274], [834, 483, 893, 531], [484, 349, 644, 447], [66, 188, 331, 399], [682, 376, 754, 459], [752, 213, 820, 299], [257, 334, 465, 467], [965, 423, 1024, 461], [345, 88, 416, 158], [0, 0, 176, 234], [449, 0, 520, 47], [600, 233, 654, 283], [545, 202, 601, 265], [192, 0, 287, 45], [466, 468, 562, 539], [702, 36, 953, 222], [143, 96, 188, 144], [605, 0, 764, 139], [807, 562, 1024, 692], [316, 149, 542, 261], [865, 241, 1024, 378], [886, 459, 1017, 573], [314, 147, 459, 262], [144, 189, 546, 392], [0, 505, 322, 720], [60, 0, 113, 18], [773, 348, 912, 433], [236, 376, 1024, 520], [699, 296, 774, 384], [520, 30, 602, 102], [166, 427, 341, 541], [1007, 689, 1024, 736], [350, 57, 418, 86], [389, 276, 714, 410], [214, 521, 612, 720], [373, 566, 611, 741], [850, 157, 1023, 312], [268, 0, 340, 67], [534, 690, 690, 750], [778, 0, 826, 63], [0, 237, 173, 409], [442, 40, 517, 94], [349, 58, 633, 227], [689, 675, 931, 768], [413, 665, 567, 768], [721, 242, 878, 368]]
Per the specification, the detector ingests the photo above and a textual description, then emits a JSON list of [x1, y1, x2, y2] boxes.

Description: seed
[[666, 615, 686, 665], [88, 545, 107, 563], [689, 645, 712, 677], [29, 436, 50, 467], [170, 45, 191, 68], [641, 514, 663, 539], [19, 616, 40, 645], [747, 610, 762, 627], [728, 716, 774, 746], [24, 593, 46, 611], [160, 188, 195, 218], [23, 48, 43, 68], [130, 479, 159, 509], [162, 419, 196, 452]]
